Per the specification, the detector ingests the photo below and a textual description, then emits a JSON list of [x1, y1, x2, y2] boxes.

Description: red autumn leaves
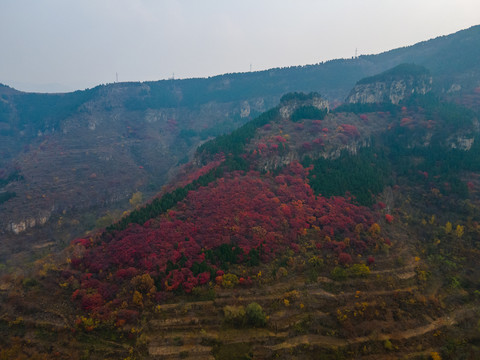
[[69, 162, 381, 322]]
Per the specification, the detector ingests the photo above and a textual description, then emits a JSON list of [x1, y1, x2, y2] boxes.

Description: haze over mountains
[[0, 24, 480, 359], [1, 25, 479, 263]]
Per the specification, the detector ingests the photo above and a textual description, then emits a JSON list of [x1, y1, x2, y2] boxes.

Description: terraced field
[[141, 230, 480, 359]]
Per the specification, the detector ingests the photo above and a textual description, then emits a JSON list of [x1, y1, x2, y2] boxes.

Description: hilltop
[[1, 25, 480, 264], [1, 61, 480, 359]]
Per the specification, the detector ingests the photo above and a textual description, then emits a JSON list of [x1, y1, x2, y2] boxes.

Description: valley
[[0, 26, 480, 360], [1, 25, 480, 264]]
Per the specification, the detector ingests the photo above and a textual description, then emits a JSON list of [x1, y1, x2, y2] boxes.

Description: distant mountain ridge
[[2, 31, 480, 358], [0, 25, 479, 262], [2, 25, 480, 100], [4, 75, 479, 359]]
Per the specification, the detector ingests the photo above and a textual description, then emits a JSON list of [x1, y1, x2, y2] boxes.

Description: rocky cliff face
[[0, 82, 275, 261], [7, 211, 51, 235], [345, 64, 433, 104], [345, 77, 432, 104], [279, 95, 329, 119]]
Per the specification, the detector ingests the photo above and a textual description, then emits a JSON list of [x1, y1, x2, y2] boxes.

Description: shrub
[[222, 273, 239, 288], [173, 336, 184, 346], [331, 266, 347, 281], [22, 277, 39, 288], [307, 256, 323, 282], [276, 267, 288, 280], [367, 256, 375, 266], [191, 287, 216, 301], [347, 263, 370, 278], [245, 302, 267, 327], [223, 305, 246, 326], [308, 256, 324, 269]]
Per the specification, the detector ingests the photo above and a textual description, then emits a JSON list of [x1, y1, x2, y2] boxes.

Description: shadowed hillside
[[0, 25, 479, 271], [1, 58, 480, 359]]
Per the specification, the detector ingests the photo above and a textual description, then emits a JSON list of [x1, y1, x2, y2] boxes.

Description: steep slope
[[0, 84, 271, 262], [1, 25, 480, 273], [346, 64, 432, 105], [2, 62, 480, 359]]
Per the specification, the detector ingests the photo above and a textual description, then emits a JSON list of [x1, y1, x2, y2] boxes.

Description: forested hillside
[[1, 57, 480, 359], [1, 26, 480, 264]]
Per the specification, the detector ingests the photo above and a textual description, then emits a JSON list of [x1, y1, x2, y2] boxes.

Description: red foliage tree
[[339, 124, 360, 138], [400, 117, 414, 127], [338, 252, 353, 266], [367, 256, 375, 265], [69, 162, 382, 321]]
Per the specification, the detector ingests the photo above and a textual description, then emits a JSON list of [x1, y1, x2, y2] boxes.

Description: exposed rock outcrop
[[346, 64, 432, 105], [6, 210, 51, 235], [279, 92, 329, 119]]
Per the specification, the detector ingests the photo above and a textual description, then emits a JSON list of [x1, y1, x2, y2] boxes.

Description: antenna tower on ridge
[[116, 72, 118, 83]]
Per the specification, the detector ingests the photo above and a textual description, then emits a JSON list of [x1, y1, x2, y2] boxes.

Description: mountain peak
[[345, 63, 432, 105]]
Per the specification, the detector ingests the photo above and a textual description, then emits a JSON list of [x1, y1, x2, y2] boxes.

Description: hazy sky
[[1, 0, 479, 93]]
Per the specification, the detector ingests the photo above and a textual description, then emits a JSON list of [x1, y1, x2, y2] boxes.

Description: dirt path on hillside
[[268, 306, 475, 351]]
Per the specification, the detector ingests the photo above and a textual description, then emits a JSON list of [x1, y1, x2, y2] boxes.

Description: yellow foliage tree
[[222, 273, 239, 288], [445, 221, 452, 234], [276, 267, 288, 279], [131, 273, 156, 297], [369, 223, 381, 235], [223, 305, 245, 326], [132, 290, 143, 307], [455, 225, 464, 238], [354, 223, 364, 235], [129, 191, 143, 208], [96, 212, 115, 229]]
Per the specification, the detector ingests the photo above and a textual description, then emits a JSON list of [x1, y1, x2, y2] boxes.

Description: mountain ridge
[[2, 24, 479, 97], [1, 24, 480, 264], [3, 83, 480, 359]]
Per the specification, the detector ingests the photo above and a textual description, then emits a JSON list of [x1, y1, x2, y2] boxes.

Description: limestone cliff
[[278, 92, 329, 119], [346, 64, 432, 104]]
